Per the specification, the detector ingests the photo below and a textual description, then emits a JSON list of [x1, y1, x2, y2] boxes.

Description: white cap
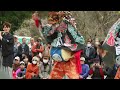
[[80, 57, 85, 61], [20, 61, 25, 65], [14, 56, 20, 61]]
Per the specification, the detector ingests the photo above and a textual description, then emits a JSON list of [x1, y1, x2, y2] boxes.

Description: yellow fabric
[[61, 49, 73, 61]]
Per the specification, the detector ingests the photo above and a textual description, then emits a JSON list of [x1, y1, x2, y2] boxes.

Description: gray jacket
[[39, 62, 52, 79]]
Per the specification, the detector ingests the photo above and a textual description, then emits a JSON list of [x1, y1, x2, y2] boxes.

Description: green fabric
[[67, 23, 85, 44], [102, 51, 115, 69], [41, 19, 85, 50], [42, 25, 52, 36]]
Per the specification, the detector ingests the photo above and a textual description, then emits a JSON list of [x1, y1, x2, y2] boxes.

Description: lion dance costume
[[32, 11, 85, 79]]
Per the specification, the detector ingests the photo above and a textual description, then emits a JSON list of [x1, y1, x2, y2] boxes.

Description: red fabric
[[99, 68, 104, 79], [12, 71, 16, 79], [106, 32, 115, 46], [89, 68, 94, 75], [34, 19, 39, 28], [89, 68, 104, 79], [74, 50, 83, 74]]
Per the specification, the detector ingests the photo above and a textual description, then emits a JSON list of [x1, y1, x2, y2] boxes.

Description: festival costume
[[32, 11, 85, 79], [103, 18, 120, 69]]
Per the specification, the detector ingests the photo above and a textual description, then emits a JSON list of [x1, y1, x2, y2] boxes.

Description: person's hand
[[32, 73, 36, 77], [23, 75, 25, 78]]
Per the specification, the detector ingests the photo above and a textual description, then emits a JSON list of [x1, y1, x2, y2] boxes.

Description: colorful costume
[[32, 11, 85, 79], [102, 18, 120, 69]]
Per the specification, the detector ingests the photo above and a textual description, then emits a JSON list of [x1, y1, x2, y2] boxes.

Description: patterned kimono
[[33, 13, 85, 79], [41, 19, 85, 79]]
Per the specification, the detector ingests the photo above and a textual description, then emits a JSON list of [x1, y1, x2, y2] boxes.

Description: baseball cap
[[14, 56, 20, 61], [80, 57, 85, 61]]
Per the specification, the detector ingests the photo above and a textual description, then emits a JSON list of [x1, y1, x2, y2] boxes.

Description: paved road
[[0, 69, 11, 79], [0, 51, 11, 79]]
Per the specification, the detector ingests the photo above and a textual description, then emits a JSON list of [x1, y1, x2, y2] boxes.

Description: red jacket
[[32, 43, 44, 56], [89, 67, 104, 79]]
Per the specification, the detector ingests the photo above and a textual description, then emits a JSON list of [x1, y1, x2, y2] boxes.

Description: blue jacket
[[80, 64, 90, 78]]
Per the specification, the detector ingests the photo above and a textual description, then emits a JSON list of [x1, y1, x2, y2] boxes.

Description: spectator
[[0, 44, 2, 69], [94, 38, 103, 63], [26, 56, 39, 79], [39, 49, 51, 79], [89, 60, 104, 79], [23, 57, 30, 68], [83, 41, 96, 66], [28, 38, 36, 63], [12, 56, 20, 79], [13, 35, 19, 57], [32, 38, 44, 57], [17, 38, 29, 61], [79, 57, 90, 79], [16, 61, 26, 79], [0, 22, 14, 78]]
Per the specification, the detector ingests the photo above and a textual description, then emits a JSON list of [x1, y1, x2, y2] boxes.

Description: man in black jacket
[[83, 41, 96, 66], [17, 38, 29, 61], [0, 22, 14, 78]]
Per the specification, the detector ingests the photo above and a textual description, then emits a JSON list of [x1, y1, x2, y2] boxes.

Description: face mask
[[32, 60, 37, 64], [43, 59, 49, 63], [87, 44, 91, 47]]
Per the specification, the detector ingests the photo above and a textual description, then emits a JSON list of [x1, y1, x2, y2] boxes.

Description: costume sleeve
[[67, 23, 85, 44]]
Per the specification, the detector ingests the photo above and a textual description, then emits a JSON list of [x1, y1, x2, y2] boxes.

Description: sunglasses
[[33, 59, 37, 61], [15, 59, 19, 61]]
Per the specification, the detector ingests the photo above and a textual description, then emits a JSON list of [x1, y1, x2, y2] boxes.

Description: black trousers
[[2, 54, 14, 68]]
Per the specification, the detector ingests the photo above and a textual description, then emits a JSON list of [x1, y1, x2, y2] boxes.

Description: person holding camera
[[89, 59, 104, 79]]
